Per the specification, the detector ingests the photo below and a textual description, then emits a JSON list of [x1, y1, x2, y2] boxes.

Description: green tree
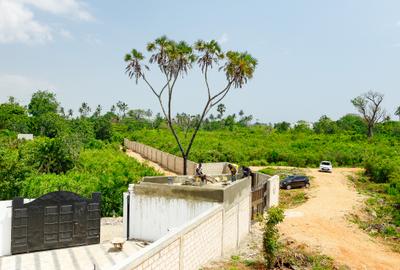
[[0, 101, 30, 133], [31, 112, 68, 138], [125, 36, 257, 174], [116, 101, 129, 119], [351, 91, 386, 137], [67, 109, 74, 119], [0, 145, 31, 200], [22, 136, 80, 174], [336, 114, 367, 134], [93, 105, 102, 118], [79, 102, 91, 117], [94, 116, 113, 141], [274, 121, 291, 132], [28, 90, 59, 117], [69, 118, 95, 144], [313, 115, 337, 134], [238, 110, 253, 127], [217, 103, 226, 119], [293, 120, 311, 133]]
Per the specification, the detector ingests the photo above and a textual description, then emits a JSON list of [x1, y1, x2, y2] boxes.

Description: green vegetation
[[128, 125, 399, 168], [203, 241, 343, 270], [349, 173, 400, 252], [263, 207, 285, 269], [22, 146, 160, 216], [0, 92, 161, 217], [1, 88, 399, 221]]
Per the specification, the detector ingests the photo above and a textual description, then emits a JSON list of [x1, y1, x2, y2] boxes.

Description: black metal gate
[[11, 191, 101, 254]]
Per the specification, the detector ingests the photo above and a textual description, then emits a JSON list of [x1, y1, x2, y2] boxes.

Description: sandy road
[[279, 168, 400, 270], [125, 149, 176, 176]]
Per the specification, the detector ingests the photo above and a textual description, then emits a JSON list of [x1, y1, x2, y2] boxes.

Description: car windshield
[[321, 162, 331, 165]]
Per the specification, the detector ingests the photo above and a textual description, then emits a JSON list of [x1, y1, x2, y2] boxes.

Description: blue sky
[[1, 0, 400, 123]]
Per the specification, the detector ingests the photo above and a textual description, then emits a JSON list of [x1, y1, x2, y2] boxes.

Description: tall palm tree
[[125, 37, 257, 174]]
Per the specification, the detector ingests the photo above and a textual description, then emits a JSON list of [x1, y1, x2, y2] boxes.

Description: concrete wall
[[124, 139, 197, 175], [124, 190, 218, 241], [0, 201, 12, 256], [113, 193, 251, 270], [266, 175, 280, 208], [201, 162, 228, 175], [17, 134, 33, 140]]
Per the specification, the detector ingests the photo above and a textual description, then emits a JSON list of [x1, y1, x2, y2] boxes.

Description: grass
[[202, 241, 345, 270], [259, 167, 310, 209], [348, 173, 400, 252]]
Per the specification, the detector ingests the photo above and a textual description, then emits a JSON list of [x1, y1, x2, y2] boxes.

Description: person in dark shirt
[[242, 166, 252, 177]]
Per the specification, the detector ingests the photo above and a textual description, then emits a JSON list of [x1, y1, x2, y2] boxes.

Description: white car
[[319, 161, 332, 173]]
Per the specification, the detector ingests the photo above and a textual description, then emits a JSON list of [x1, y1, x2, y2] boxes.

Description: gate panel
[[11, 191, 101, 254]]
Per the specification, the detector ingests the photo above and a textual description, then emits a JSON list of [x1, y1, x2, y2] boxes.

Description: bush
[[0, 145, 31, 199], [22, 147, 160, 216], [21, 136, 81, 174], [263, 207, 285, 269]]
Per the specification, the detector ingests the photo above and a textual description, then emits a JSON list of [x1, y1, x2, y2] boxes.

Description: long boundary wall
[[112, 194, 251, 270], [124, 139, 197, 175]]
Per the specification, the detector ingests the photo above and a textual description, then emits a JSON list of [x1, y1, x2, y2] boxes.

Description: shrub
[[22, 147, 160, 216], [21, 136, 81, 174], [263, 207, 285, 269]]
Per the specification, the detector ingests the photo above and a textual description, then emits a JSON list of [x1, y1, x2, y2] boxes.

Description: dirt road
[[125, 149, 176, 176], [279, 168, 400, 270]]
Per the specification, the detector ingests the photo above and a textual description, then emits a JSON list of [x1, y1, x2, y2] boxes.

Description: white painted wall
[[266, 175, 280, 208], [0, 200, 12, 256], [17, 134, 33, 140], [124, 192, 217, 242]]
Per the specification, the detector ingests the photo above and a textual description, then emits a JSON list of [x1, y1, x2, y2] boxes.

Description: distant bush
[[21, 136, 81, 174]]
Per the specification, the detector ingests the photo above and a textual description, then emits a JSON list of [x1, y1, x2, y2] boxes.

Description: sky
[[0, 0, 400, 123]]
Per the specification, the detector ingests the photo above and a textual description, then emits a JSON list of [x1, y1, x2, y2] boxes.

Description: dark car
[[280, 175, 310, 190]]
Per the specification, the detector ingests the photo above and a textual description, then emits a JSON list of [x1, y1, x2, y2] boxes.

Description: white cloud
[[60, 29, 73, 40], [0, 0, 52, 44], [0, 74, 56, 103], [0, 0, 92, 44], [85, 34, 102, 45], [218, 33, 229, 44], [22, 0, 94, 21]]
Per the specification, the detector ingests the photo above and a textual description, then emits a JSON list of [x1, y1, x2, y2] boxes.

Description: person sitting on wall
[[195, 163, 207, 184], [242, 166, 252, 177], [228, 164, 237, 181]]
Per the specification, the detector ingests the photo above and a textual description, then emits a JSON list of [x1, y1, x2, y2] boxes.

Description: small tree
[[67, 109, 73, 119], [313, 115, 337, 134], [116, 101, 128, 119], [125, 36, 257, 174], [395, 106, 400, 121], [263, 207, 284, 269], [274, 121, 291, 132], [93, 105, 102, 118], [351, 91, 386, 137], [79, 102, 91, 118], [217, 103, 226, 119], [28, 90, 59, 117]]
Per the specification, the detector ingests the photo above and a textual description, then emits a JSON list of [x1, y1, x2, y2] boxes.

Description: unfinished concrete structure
[[113, 172, 279, 270]]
